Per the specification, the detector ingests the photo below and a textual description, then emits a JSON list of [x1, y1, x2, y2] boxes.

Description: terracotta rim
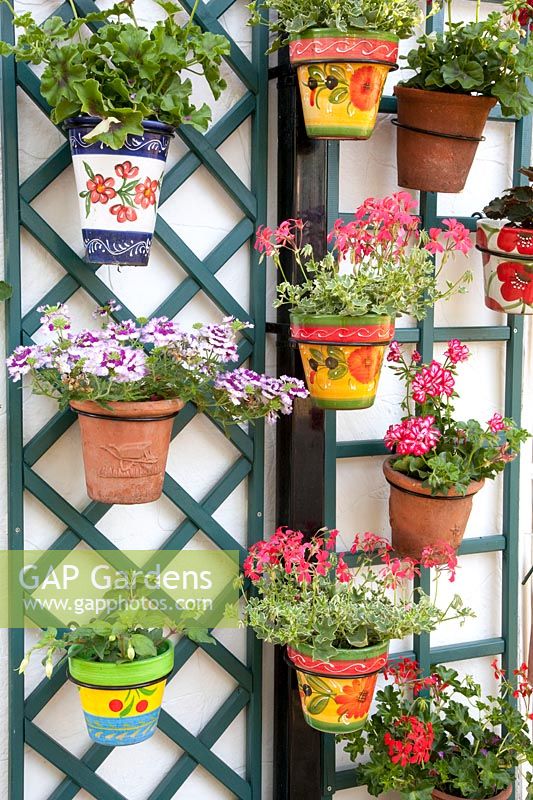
[[70, 398, 184, 420], [383, 458, 485, 499], [432, 786, 512, 800]]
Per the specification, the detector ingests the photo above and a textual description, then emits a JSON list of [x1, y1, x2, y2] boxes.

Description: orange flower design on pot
[[290, 313, 394, 410], [287, 641, 388, 733], [289, 29, 398, 139]]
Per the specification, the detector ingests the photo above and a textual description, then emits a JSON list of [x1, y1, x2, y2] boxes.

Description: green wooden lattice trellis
[[318, 4, 532, 795], [2, 2, 268, 798]]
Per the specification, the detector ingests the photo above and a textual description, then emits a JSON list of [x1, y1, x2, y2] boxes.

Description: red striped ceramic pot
[[290, 313, 395, 409], [288, 29, 398, 140], [287, 641, 389, 733]]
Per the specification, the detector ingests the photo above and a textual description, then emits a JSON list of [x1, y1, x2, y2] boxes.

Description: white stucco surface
[[0, 1, 532, 798]]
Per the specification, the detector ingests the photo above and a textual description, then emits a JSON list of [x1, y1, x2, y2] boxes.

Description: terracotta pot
[[290, 313, 395, 409], [287, 641, 388, 733], [383, 458, 484, 559], [68, 641, 174, 746], [70, 398, 184, 505], [65, 116, 173, 266], [289, 29, 398, 140], [476, 220, 533, 314], [394, 87, 496, 193], [432, 786, 512, 800]]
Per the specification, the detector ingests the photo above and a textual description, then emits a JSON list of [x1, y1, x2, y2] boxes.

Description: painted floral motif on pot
[[77, 679, 166, 746], [65, 117, 173, 267], [289, 30, 398, 139], [476, 220, 533, 314], [290, 314, 394, 410], [287, 642, 388, 733]]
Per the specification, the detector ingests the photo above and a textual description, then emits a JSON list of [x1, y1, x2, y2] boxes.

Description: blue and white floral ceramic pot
[[65, 117, 173, 267]]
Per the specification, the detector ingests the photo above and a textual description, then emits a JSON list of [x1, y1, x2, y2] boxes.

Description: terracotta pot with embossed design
[[290, 313, 395, 409], [383, 458, 484, 560], [286, 641, 389, 732], [70, 398, 184, 505]]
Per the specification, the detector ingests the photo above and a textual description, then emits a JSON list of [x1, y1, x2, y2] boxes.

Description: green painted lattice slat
[[1, 1, 268, 797]]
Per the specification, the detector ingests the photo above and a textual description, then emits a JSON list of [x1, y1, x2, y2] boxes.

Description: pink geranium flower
[[411, 361, 455, 403], [384, 416, 441, 456]]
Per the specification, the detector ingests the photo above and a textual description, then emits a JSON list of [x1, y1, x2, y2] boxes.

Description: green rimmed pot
[[68, 641, 174, 746], [288, 29, 399, 140], [287, 641, 389, 733], [290, 313, 395, 410]]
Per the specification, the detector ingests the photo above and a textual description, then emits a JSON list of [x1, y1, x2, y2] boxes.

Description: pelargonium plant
[[384, 340, 530, 495], [343, 657, 533, 800], [255, 193, 473, 319], [241, 528, 474, 659], [6, 301, 308, 424]]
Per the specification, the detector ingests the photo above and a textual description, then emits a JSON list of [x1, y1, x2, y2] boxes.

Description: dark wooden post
[[272, 50, 328, 800]]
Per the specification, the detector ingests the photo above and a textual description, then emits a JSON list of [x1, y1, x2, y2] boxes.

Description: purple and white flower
[[140, 316, 182, 346], [93, 300, 122, 319], [108, 319, 141, 342], [37, 304, 71, 332], [6, 345, 51, 381]]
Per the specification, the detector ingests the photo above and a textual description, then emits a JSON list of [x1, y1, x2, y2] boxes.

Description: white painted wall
[[0, 1, 531, 798]]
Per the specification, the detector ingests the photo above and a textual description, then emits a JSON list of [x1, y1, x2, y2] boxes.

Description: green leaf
[[327, 345, 345, 360], [307, 695, 330, 715], [83, 161, 95, 180], [75, 78, 106, 118], [130, 633, 157, 658], [154, 0, 182, 13], [307, 675, 332, 694], [307, 65, 325, 81], [40, 47, 86, 109], [309, 348, 325, 364], [328, 65, 346, 81], [442, 57, 485, 90], [82, 110, 144, 150], [0, 281, 13, 301], [329, 87, 348, 104], [182, 103, 212, 133], [119, 697, 134, 717], [328, 364, 348, 380]]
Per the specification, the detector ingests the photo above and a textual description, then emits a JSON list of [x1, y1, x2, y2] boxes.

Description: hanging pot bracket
[[391, 118, 486, 143]]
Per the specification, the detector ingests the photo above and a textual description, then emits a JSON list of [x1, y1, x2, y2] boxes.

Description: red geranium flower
[[496, 260, 533, 305], [135, 178, 159, 209], [349, 66, 383, 112], [115, 161, 139, 179], [86, 174, 116, 204], [110, 204, 138, 223]]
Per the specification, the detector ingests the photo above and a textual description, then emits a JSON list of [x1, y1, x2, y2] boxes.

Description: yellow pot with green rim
[[290, 313, 395, 409], [287, 641, 389, 733], [68, 640, 174, 746], [289, 29, 399, 140]]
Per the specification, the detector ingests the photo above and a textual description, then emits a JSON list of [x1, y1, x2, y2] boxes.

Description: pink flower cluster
[[384, 416, 441, 456], [411, 361, 455, 403]]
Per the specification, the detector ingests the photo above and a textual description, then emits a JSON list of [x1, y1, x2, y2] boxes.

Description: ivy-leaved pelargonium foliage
[[0, 0, 230, 148], [384, 340, 530, 495], [401, 0, 533, 118], [343, 658, 533, 800], [247, 0, 427, 53], [255, 193, 473, 319], [5, 301, 308, 425], [241, 529, 474, 660]]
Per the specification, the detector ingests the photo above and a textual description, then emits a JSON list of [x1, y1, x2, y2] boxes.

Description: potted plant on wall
[[394, 0, 533, 193], [242, 528, 473, 733], [6, 301, 307, 505], [383, 340, 530, 558], [476, 167, 533, 314], [248, 0, 427, 139], [255, 193, 473, 410], [19, 606, 185, 746], [0, 0, 230, 266], [343, 658, 533, 800]]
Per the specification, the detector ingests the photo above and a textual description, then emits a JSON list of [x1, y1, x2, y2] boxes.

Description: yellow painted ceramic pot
[[68, 641, 173, 746], [289, 29, 399, 139], [287, 642, 389, 733], [476, 220, 533, 315], [290, 313, 395, 410]]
